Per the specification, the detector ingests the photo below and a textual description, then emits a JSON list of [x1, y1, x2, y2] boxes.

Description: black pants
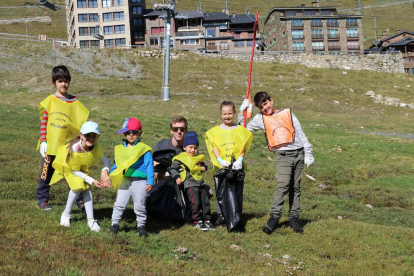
[[186, 186, 211, 223]]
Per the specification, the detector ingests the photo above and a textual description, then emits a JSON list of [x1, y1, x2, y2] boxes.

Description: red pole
[[244, 11, 259, 127]]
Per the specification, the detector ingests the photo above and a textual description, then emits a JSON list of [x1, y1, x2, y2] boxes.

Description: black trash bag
[[153, 149, 177, 173], [146, 176, 191, 221], [215, 163, 245, 232]]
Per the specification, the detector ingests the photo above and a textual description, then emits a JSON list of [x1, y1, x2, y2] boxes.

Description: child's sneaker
[[60, 212, 72, 227], [204, 220, 216, 230], [87, 219, 101, 232], [194, 220, 208, 231], [36, 199, 51, 210], [137, 226, 148, 237], [108, 224, 119, 234]]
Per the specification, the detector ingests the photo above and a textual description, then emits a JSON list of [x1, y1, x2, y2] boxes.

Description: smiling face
[[80, 132, 100, 149], [220, 105, 235, 126], [124, 130, 141, 145], [170, 121, 188, 146], [54, 78, 70, 96], [183, 144, 198, 156], [258, 98, 275, 116]]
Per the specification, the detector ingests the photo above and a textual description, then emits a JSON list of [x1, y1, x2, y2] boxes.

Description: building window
[[347, 41, 359, 50], [79, 27, 89, 36], [327, 29, 339, 39], [312, 41, 324, 51], [90, 13, 99, 22], [132, 6, 142, 14], [234, 41, 244, 47], [246, 40, 253, 47], [328, 51, 341, 55], [404, 68, 409, 73], [77, 0, 87, 8], [292, 30, 304, 39], [103, 13, 111, 22], [216, 22, 227, 30], [90, 26, 97, 36], [304, 10, 315, 16], [132, 0, 142, 2], [133, 31, 144, 40], [180, 39, 200, 45], [91, 40, 100, 47], [220, 42, 229, 50], [321, 10, 332, 16], [291, 19, 303, 28], [104, 26, 113, 35], [206, 27, 216, 38], [80, 40, 89, 48], [346, 28, 359, 38], [133, 18, 143, 26], [114, 25, 125, 34], [328, 41, 340, 50], [293, 41, 304, 51], [104, 39, 114, 48], [78, 14, 88, 22], [327, 19, 339, 27], [311, 19, 323, 27], [311, 29, 323, 39], [102, 0, 111, 7], [114, 12, 124, 20], [346, 18, 358, 27], [150, 37, 159, 46], [89, 0, 98, 7], [115, 38, 126, 46], [113, 0, 123, 6], [285, 10, 296, 16]]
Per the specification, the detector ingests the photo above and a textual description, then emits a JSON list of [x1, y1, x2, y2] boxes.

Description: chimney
[[246, 10, 250, 15], [380, 31, 388, 40], [396, 29, 401, 33], [232, 13, 236, 18]]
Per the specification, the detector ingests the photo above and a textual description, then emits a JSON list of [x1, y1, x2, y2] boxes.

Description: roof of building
[[176, 10, 203, 19], [144, 9, 166, 17], [229, 14, 255, 24], [203, 12, 230, 21], [387, 36, 414, 47], [370, 30, 414, 48]]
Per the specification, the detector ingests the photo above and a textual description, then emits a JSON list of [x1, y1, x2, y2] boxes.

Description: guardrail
[[0, 32, 67, 47]]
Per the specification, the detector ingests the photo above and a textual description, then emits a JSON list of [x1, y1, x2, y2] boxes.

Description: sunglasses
[[125, 130, 139, 135], [171, 127, 187, 132]]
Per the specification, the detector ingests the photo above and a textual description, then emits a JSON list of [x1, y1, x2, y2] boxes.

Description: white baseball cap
[[80, 121, 100, 135]]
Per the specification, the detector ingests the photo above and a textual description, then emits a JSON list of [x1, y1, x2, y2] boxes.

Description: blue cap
[[183, 131, 199, 147], [80, 121, 100, 135]]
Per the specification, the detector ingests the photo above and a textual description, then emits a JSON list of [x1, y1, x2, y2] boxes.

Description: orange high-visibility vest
[[262, 109, 295, 151]]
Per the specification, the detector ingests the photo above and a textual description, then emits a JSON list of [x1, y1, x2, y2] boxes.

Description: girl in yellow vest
[[108, 118, 154, 237], [205, 101, 253, 228], [50, 121, 112, 232]]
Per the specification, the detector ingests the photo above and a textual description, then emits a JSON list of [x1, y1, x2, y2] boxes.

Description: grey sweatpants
[[111, 178, 148, 228], [270, 148, 304, 218]]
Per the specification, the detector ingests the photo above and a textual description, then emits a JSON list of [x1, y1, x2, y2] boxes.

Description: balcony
[[328, 34, 340, 39], [311, 34, 324, 39], [312, 46, 324, 51], [347, 46, 360, 50], [175, 31, 203, 37], [327, 22, 339, 27], [328, 45, 341, 50], [346, 21, 358, 27], [311, 22, 323, 27], [292, 35, 304, 40]]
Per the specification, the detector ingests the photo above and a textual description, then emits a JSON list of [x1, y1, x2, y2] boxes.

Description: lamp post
[[154, 1, 176, 101]]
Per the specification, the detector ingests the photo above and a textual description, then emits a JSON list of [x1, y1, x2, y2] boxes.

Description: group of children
[[36, 65, 314, 236]]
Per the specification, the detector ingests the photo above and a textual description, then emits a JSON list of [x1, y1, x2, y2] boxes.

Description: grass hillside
[[1, 39, 414, 274], [1, 0, 413, 48]]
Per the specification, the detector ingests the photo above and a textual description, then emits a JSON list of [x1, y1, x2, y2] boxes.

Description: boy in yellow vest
[[108, 118, 154, 237], [36, 65, 89, 210], [169, 132, 214, 231], [239, 92, 314, 234]]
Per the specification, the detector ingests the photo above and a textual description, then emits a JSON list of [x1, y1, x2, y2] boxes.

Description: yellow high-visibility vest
[[172, 152, 205, 182], [37, 95, 89, 155], [110, 143, 152, 189], [50, 143, 102, 191], [205, 125, 253, 171]]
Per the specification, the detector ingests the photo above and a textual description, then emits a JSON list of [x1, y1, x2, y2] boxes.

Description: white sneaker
[[60, 212, 72, 227], [87, 219, 101, 232]]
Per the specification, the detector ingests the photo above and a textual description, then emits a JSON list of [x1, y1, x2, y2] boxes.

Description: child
[[169, 132, 214, 231], [50, 121, 112, 232], [239, 92, 314, 234], [205, 101, 253, 228], [108, 118, 154, 237], [36, 65, 89, 210]]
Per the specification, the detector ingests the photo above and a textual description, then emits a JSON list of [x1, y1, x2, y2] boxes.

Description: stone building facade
[[262, 4, 363, 55]]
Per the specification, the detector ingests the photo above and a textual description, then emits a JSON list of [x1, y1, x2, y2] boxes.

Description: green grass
[[1, 38, 414, 274]]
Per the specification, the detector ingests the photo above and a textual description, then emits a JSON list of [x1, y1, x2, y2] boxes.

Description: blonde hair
[[66, 134, 81, 163]]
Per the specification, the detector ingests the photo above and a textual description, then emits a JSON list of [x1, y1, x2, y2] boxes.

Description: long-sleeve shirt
[[70, 140, 110, 185], [110, 139, 155, 185], [238, 111, 313, 155], [40, 93, 78, 142]]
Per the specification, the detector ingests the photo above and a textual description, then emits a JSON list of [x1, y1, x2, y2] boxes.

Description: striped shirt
[[40, 94, 77, 142]]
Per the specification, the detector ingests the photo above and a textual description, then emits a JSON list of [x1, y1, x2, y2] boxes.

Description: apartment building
[[66, 0, 146, 48], [262, 3, 363, 54]]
